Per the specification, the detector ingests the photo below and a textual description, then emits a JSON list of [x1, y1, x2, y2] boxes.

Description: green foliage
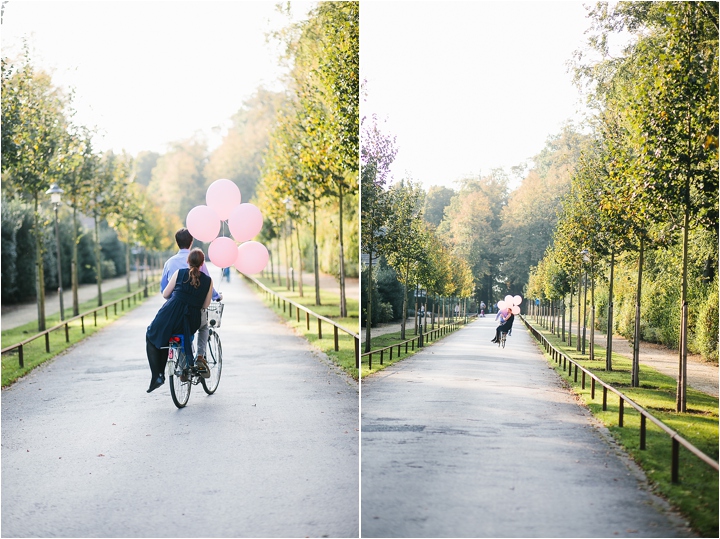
[[423, 185, 455, 227]]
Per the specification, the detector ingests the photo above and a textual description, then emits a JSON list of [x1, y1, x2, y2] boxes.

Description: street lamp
[[46, 183, 65, 321]]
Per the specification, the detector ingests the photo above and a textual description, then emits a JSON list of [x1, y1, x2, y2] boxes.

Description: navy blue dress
[[146, 268, 211, 360]]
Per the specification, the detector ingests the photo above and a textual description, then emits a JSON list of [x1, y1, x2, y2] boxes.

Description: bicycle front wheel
[[201, 330, 222, 395], [169, 350, 191, 408]]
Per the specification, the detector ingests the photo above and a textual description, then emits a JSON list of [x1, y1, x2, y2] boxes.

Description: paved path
[[364, 315, 718, 398], [2, 271, 359, 537], [361, 316, 694, 538]]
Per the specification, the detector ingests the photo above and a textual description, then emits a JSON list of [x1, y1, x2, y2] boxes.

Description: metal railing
[[242, 274, 360, 368], [2, 282, 160, 368], [361, 317, 471, 370], [521, 315, 719, 483]]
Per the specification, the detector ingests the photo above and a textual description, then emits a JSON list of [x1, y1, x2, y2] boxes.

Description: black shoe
[[490, 339, 497, 343], [147, 374, 165, 393]]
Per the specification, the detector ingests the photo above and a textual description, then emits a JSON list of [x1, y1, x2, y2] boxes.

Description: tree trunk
[[276, 237, 283, 287], [568, 287, 573, 348], [295, 222, 304, 297], [94, 213, 102, 306], [71, 207, 79, 316], [606, 250, 615, 371], [632, 237, 644, 387], [338, 183, 347, 318], [590, 262, 595, 362], [582, 271, 588, 355], [34, 195, 46, 332], [313, 197, 320, 306], [284, 221, 291, 291], [401, 262, 410, 340], [125, 236, 131, 293], [364, 249, 373, 353]]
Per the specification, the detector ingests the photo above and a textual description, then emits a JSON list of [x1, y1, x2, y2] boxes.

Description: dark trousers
[[146, 336, 169, 379]]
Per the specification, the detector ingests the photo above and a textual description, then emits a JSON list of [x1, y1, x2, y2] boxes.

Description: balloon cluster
[[186, 179, 269, 274], [498, 295, 522, 316]]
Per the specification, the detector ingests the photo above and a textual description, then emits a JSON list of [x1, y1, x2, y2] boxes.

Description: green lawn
[[2, 280, 159, 387], [523, 317, 718, 537], [360, 319, 469, 378], [246, 275, 360, 380]]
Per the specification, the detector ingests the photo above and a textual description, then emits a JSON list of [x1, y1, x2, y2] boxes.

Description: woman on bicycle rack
[[145, 248, 213, 393]]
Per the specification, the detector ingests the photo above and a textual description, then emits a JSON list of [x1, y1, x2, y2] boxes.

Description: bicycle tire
[[201, 330, 222, 395], [169, 348, 191, 408]]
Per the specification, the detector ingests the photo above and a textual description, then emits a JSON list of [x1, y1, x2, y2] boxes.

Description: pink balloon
[[504, 295, 514, 305], [513, 295, 523, 306], [206, 179, 241, 221], [497, 300, 507, 311], [228, 203, 263, 242], [234, 241, 269, 274], [208, 237, 239, 268], [186, 205, 220, 243], [511, 305, 520, 315]]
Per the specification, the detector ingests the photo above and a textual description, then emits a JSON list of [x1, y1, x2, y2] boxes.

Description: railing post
[[602, 386, 608, 411], [368, 353, 372, 370], [297, 307, 300, 323], [334, 326, 339, 352], [581, 370, 586, 390], [45, 333, 50, 353], [380, 349, 384, 365], [574, 363, 578, 382], [317, 318, 322, 339], [671, 438, 680, 483], [591, 377, 595, 399], [94, 311, 97, 326], [18, 344, 24, 368], [65, 323, 69, 343], [619, 397, 624, 427], [355, 338, 359, 369], [105, 306, 108, 320], [114, 303, 117, 316], [640, 415, 646, 450], [306, 312, 310, 330]]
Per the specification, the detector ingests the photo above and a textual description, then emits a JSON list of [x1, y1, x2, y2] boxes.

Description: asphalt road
[[2, 275, 359, 537], [361, 316, 694, 538]]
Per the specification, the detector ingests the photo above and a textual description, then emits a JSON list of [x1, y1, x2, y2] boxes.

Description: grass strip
[[248, 275, 360, 380], [2, 280, 159, 387], [524, 318, 718, 537]]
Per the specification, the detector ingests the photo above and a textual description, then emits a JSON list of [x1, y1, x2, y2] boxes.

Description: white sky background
[[361, 1, 595, 191], [2, 0, 315, 156]]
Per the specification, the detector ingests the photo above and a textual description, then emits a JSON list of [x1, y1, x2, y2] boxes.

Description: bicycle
[[165, 301, 224, 409]]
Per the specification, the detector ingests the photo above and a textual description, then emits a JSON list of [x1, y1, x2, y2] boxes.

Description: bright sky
[[2, 0, 315, 156], [360, 1, 594, 191]]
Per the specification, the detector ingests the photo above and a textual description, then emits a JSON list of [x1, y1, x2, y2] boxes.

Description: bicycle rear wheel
[[169, 349, 191, 408], [201, 330, 222, 395]]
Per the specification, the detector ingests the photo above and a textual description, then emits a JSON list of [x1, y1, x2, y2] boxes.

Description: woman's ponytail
[[186, 248, 205, 288]]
